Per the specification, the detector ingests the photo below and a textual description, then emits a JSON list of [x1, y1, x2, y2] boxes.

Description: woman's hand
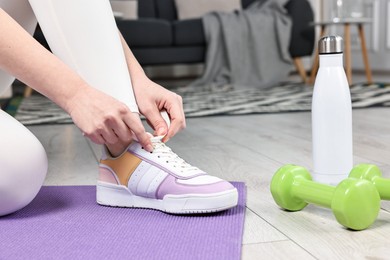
[[132, 76, 186, 142], [117, 32, 185, 142], [66, 85, 153, 151]]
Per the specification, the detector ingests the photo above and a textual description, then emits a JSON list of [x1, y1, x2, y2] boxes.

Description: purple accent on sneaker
[[156, 175, 236, 199]]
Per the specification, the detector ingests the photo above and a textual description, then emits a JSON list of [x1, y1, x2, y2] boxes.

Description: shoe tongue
[[160, 110, 171, 129]]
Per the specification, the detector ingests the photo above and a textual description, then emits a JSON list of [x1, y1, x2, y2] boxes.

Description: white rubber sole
[[96, 181, 239, 214]]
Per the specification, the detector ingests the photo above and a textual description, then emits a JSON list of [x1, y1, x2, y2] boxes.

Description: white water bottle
[[312, 35, 353, 185]]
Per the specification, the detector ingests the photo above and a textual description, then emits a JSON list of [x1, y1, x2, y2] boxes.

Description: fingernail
[[157, 127, 166, 136], [146, 144, 154, 152]]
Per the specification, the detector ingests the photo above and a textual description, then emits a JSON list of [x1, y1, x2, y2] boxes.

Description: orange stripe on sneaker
[[100, 152, 142, 186]]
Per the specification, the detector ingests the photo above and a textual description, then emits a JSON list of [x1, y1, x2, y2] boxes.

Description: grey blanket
[[190, 0, 292, 89]]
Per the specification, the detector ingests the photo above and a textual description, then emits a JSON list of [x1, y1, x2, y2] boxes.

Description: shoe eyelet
[[141, 147, 144, 150], [157, 156, 160, 158]]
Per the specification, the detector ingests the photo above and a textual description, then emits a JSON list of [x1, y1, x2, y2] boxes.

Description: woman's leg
[[25, 1, 238, 214], [0, 0, 37, 95], [27, 0, 139, 113], [0, 110, 48, 216], [0, 0, 47, 217]]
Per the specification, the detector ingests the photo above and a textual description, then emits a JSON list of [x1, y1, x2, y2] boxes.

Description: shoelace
[[149, 136, 200, 172]]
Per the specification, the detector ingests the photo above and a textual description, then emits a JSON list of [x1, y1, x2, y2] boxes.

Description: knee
[[0, 113, 48, 216]]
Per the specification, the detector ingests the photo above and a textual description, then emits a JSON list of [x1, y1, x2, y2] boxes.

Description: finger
[[123, 112, 153, 152], [107, 119, 132, 144], [143, 106, 168, 137], [100, 129, 119, 144], [94, 124, 119, 144], [163, 97, 186, 142], [85, 132, 106, 145], [163, 119, 182, 143]]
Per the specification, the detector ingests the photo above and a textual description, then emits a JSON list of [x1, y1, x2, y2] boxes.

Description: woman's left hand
[[132, 76, 186, 142]]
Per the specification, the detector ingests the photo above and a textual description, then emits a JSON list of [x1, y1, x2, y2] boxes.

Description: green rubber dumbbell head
[[349, 164, 382, 181], [332, 178, 380, 231], [270, 164, 312, 211], [349, 163, 390, 200]]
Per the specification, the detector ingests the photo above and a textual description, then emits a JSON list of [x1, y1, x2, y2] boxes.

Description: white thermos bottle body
[[312, 35, 353, 185]]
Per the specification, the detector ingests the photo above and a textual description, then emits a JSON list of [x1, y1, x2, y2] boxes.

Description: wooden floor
[[28, 106, 390, 259]]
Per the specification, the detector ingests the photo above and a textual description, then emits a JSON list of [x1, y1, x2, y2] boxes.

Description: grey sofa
[[116, 0, 315, 81]]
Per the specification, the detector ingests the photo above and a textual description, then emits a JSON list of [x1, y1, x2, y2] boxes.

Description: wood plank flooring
[[27, 107, 390, 259]]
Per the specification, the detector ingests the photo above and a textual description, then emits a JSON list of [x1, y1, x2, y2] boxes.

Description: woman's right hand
[[65, 86, 153, 152]]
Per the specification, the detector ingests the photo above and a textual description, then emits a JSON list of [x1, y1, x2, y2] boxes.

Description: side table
[[309, 18, 373, 85]]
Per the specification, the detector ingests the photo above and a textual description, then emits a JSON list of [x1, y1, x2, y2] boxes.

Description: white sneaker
[[96, 136, 238, 214]]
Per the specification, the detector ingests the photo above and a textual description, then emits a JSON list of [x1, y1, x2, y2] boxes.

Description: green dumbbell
[[350, 164, 390, 200], [270, 164, 380, 230]]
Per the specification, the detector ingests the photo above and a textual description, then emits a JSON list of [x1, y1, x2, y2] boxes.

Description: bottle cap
[[318, 35, 343, 54]]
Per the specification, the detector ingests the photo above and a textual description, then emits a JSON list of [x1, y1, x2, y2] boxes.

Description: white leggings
[[0, 0, 138, 216]]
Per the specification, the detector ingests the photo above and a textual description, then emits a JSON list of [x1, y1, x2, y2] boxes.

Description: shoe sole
[[96, 181, 239, 214]]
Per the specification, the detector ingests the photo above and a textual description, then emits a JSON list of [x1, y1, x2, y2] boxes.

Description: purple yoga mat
[[0, 182, 246, 260]]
